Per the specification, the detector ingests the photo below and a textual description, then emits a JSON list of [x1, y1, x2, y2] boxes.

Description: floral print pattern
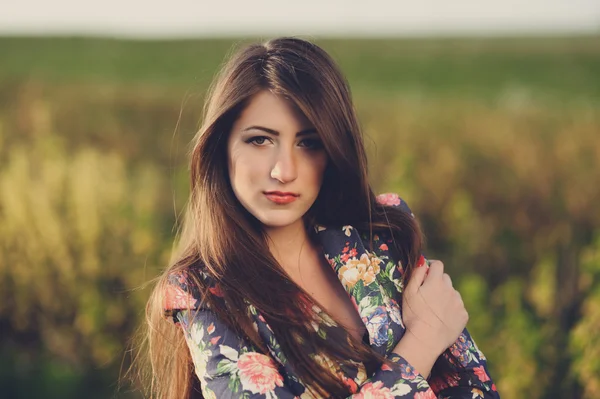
[[339, 252, 382, 290], [165, 193, 500, 398], [234, 352, 284, 394]]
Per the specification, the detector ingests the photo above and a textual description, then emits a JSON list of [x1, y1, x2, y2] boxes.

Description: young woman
[[142, 37, 500, 398]]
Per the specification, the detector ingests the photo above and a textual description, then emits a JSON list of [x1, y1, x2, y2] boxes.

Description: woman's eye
[[247, 136, 270, 146], [299, 138, 323, 150]]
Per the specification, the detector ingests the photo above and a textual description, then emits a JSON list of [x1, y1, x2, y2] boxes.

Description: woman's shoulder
[[316, 193, 415, 237], [163, 263, 217, 316], [321, 193, 415, 244]]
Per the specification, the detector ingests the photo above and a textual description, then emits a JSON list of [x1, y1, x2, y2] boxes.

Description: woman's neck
[[264, 219, 320, 275]]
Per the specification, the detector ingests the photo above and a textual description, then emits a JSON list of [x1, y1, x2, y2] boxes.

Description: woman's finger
[[406, 255, 428, 294], [442, 273, 452, 287], [426, 260, 444, 280]]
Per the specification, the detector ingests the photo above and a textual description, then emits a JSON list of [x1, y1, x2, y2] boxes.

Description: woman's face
[[227, 90, 328, 230]]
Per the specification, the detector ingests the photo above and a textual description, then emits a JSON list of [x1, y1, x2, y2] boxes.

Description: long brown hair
[[134, 37, 432, 399]]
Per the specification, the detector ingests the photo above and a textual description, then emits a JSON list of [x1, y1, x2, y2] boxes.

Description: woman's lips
[[264, 192, 298, 204]]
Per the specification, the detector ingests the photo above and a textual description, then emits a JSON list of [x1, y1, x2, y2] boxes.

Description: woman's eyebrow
[[242, 126, 317, 136]]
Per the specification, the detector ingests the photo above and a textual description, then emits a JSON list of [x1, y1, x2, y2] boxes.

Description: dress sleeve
[[176, 307, 441, 399], [163, 267, 208, 323], [376, 192, 501, 398], [429, 329, 500, 398]]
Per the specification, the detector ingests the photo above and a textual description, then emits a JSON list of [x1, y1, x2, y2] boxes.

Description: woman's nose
[[270, 149, 298, 183]]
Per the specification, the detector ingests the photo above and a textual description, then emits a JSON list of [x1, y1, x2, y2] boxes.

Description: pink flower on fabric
[[342, 375, 359, 394], [428, 376, 448, 393], [237, 352, 284, 394], [379, 243, 388, 251], [399, 363, 417, 380], [341, 248, 358, 263], [207, 323, 215, 334], [327, 257, 336, 268], [429, 371, 459, 393], [413, 390, 437, 399], [376, 193, 401, 207], [354, 381, 394, 399], [175, 270, 189, 284], [164, 284, 196, 310], [209, 284, 224, 297], [473, 366, 491, 382]]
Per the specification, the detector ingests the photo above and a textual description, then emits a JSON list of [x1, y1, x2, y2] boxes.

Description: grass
[[1, 35, 599, 102]]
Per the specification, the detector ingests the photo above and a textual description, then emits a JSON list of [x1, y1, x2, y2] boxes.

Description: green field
[[1, 35, 600, 399], [2, 36, 600, 99]]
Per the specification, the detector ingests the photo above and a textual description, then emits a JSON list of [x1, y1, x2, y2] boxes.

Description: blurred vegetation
[[0, 36, 599, 398]]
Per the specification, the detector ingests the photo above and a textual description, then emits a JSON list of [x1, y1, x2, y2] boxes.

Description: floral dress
[[164, 193, 500, 399]]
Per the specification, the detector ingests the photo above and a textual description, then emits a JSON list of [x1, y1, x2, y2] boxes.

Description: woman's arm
[[378, 193, 500, 398], [176, 307, 440, 399], [392, 317, 499, 398]]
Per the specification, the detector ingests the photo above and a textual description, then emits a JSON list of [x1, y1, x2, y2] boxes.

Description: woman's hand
[[401, 257, 469, 357], [391, 257, 469, 378]]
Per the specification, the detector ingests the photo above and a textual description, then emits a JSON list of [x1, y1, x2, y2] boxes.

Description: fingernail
[[417, 255, 425, 267]]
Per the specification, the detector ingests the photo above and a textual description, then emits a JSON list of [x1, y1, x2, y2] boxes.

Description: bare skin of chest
[[290, 256, 366, 343]]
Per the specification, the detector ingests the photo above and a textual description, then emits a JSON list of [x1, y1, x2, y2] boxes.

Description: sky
[[1, 0, 599, 37]]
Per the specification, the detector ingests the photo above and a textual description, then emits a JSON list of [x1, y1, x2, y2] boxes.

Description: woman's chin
[[257, 215, 304, 230]]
